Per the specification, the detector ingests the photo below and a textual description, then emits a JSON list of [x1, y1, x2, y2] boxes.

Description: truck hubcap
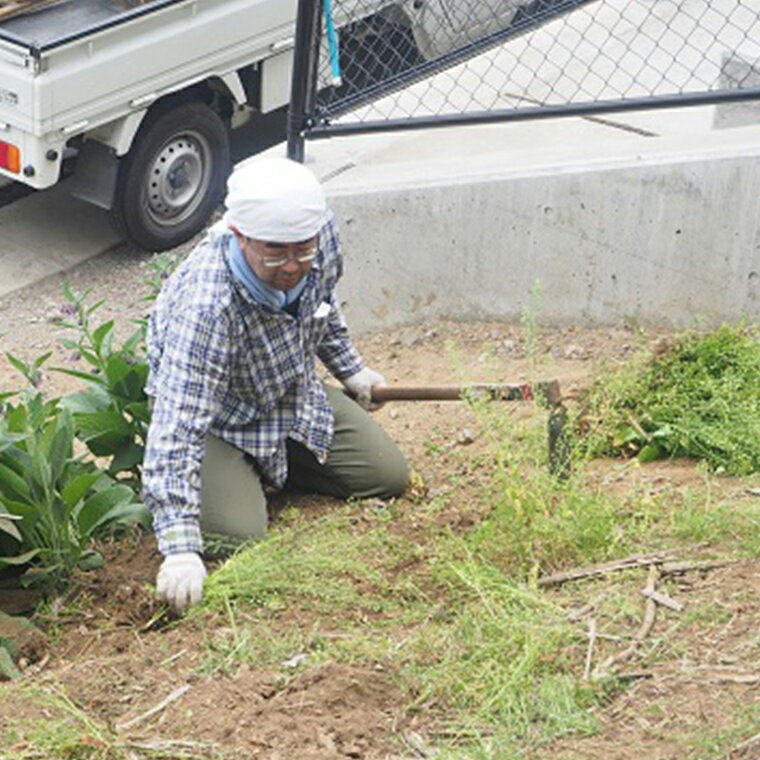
[[146, 131, 211, 226]]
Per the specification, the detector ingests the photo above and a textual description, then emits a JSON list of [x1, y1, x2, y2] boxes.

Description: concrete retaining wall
[[326, 147, 760, 332]]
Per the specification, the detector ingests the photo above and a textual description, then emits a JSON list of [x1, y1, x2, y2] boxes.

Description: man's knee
[[344, 441, 409, 500], [374, 447, 410, 498]]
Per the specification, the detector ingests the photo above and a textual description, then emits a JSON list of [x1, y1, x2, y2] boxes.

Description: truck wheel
[[111, 101, 230, 252], [338, 16, 423, 94]]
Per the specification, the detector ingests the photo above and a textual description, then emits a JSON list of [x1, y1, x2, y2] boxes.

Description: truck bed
[[0, 0, 177, 50]]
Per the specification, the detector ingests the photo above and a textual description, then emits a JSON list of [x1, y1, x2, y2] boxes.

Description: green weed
[[581, 324, 760, 475], [182, 322, 760, 757], [196, 412, 619, 755], [0, 391, 149, 586], [54, 284, 151, 483], [464, 396, 648, 577]]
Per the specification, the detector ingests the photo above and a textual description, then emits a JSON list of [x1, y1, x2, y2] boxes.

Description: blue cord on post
[[323, 0, 342, 86]]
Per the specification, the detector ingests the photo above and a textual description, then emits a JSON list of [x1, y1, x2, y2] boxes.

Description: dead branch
[[641, 588, 684, 612], [115, 684, 190, 732], [538, 552, 673, 587], [660, 559, 736, 575], [583, 618, 597, 681], [593, 565, 659, 679], [635, 566, 659, 640], [564, 591, 610, 622], [582, 631, 626, 642], [616, 671, 654, 680], [159, 648, 187, 667], [686, 668, 760, 685], [539, 546, 733, 588], [710, 674, 760, 684], [402, 731, 430, 758]]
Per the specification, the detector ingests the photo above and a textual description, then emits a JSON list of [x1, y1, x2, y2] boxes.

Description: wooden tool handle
[[370, 380, 562, 405]]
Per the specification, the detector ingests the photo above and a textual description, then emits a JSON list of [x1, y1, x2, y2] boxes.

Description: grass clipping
[[582, 324, 760, 474]]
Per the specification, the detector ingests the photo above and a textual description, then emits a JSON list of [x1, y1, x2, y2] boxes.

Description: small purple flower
[[59, 303, 77, 318], [68, 351, 81, 363]]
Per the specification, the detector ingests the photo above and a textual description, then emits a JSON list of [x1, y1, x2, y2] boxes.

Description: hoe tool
[[369, 380, 571, 478]]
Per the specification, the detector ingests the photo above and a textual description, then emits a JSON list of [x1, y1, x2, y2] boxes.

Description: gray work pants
[[199, 385, 409, 539]]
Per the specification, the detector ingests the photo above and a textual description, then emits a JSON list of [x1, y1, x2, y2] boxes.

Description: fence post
[[287, 0, 321, 162]]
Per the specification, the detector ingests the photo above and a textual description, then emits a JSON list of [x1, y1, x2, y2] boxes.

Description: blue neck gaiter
[[226, 235, 308, 309]]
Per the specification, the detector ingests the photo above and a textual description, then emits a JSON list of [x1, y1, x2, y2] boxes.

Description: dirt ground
[[1, 242, 760, 759]]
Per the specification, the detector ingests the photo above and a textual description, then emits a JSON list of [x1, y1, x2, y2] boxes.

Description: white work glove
[[343, 367, 387, 411], [156, 552, 207, 613]]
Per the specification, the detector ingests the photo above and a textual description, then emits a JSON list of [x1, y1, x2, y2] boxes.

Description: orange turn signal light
[[0, 140, 20, 173]]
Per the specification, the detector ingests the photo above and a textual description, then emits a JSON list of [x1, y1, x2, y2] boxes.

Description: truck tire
[[110, 100, 230, 252], [338, 16, 423, 94]]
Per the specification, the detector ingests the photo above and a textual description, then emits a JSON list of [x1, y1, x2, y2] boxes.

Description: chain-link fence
[[287, 0, 760, 152]]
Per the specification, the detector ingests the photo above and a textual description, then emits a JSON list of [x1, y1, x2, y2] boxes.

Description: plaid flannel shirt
[[142, 214, 365, 556]]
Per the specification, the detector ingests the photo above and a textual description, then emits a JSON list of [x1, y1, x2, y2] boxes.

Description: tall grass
[[666, 483, 760, 554], [402, 558, 600, 757], [465, 396, 652, 577]]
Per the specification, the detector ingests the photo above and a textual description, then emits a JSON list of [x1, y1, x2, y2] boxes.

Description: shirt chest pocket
[[301, 301, 331, 352]]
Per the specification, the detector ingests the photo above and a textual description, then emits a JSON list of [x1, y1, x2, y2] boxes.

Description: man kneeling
[[142, 157, 408, 612]]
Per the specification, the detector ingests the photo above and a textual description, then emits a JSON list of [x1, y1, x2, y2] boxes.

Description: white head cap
[[223, 157, 327, 242]]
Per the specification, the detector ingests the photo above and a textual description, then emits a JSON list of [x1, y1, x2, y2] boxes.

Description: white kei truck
[[0, 0, 524, 250]]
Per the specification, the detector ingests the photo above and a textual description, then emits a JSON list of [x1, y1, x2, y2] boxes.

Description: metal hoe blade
[[368, 380, 571, 477]]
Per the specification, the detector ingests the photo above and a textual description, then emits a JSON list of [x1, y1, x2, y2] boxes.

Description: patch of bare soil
[[170, 662, 398, 757], [1, 252, 760, 758]]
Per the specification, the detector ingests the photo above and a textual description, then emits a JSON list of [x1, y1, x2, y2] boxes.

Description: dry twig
[[538, 552, 672, 587], [583, 618, 597, 681], [159, 648, 187, 667], [540, 548, 732, 588], [593, 565, 659, 679], [616, 671, 654, 681], [115, 684, 190, 732], [692, 670, 760, 685], [402, 731, 430, 758], [564, 591, 610, 622], [661, 559, 736, 575], [641, 588, 684, 612], [712, 674, 760, 684]]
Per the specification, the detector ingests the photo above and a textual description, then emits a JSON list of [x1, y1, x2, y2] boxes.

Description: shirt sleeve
[[142, 305, 231, 556], [317, 294, 366, 380], [315, 213, 366, 381]]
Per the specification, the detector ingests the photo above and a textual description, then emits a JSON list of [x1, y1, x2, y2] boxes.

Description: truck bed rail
[[0, 0, 185, 53]]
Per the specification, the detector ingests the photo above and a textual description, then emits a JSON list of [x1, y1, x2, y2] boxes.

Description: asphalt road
[[0, 108, 288, 299]]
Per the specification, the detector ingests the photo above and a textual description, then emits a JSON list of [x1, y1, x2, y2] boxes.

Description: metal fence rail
[[288, 0, 760, 153]]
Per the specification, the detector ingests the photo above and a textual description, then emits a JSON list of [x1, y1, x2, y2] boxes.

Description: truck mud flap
[[69, 139, 119, 210]]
